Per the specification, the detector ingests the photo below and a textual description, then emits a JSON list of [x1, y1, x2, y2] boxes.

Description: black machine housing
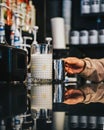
[[0, 44, 27, 81]]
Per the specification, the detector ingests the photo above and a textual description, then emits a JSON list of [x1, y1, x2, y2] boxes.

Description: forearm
[[80, 83, 104, 104], [80, 58, 104, 82]]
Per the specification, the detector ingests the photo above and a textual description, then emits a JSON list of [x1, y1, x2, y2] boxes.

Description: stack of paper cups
[[51, 17, 66, 49], [62, 0, 72, 44]]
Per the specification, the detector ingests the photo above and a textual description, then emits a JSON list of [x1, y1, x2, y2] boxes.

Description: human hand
[[63, 88, 85, 105], [63, 57, 85, 74]]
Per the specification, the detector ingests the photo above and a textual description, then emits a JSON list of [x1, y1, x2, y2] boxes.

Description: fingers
[[63, 96, 84, 105], [64, 66, 74, 74], [63, 98, 81, 105], [63, 89, 84, 105]]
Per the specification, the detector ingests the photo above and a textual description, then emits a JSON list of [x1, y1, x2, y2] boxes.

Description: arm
[[80, 58, 104, 82], [63, 83, 104, 105], [80, 83, 104, 104], [63, 57, 104, 82]]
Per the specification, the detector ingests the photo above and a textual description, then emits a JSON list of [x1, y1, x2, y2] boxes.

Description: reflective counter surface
[[27, 81, 104, 130], [53, 82, 104, 115]]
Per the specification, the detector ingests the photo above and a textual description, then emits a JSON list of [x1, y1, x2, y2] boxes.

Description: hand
[[63, 88, 84, 105], [63, 57, 85, 74]]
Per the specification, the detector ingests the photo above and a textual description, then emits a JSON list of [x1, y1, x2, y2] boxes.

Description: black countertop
[[53, 82, 104, 116]]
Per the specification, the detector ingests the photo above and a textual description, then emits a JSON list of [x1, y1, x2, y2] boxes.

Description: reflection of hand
[[63, 57, 85, 74], [63, 89, 85, 105]]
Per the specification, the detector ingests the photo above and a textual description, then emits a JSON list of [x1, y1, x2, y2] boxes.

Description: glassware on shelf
[[30, 26, 40, 54]]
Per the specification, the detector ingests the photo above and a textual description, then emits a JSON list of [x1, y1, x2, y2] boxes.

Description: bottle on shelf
[[0, 22, 6, 44], [0, 3, 10, 44], [13, 12, 24, 49]]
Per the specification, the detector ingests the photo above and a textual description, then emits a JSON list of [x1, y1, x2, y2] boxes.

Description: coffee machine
[[0, 44, 28, 129]]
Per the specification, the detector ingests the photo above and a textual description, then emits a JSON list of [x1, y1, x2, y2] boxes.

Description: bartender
[[63, 57, 104, 105]]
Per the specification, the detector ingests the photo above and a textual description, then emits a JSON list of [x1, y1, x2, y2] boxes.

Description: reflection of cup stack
[[31, 84, 52, 111], [31, 53, 52, 80], [51, 17, 66, 49], [53, 112, 65, 130]]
